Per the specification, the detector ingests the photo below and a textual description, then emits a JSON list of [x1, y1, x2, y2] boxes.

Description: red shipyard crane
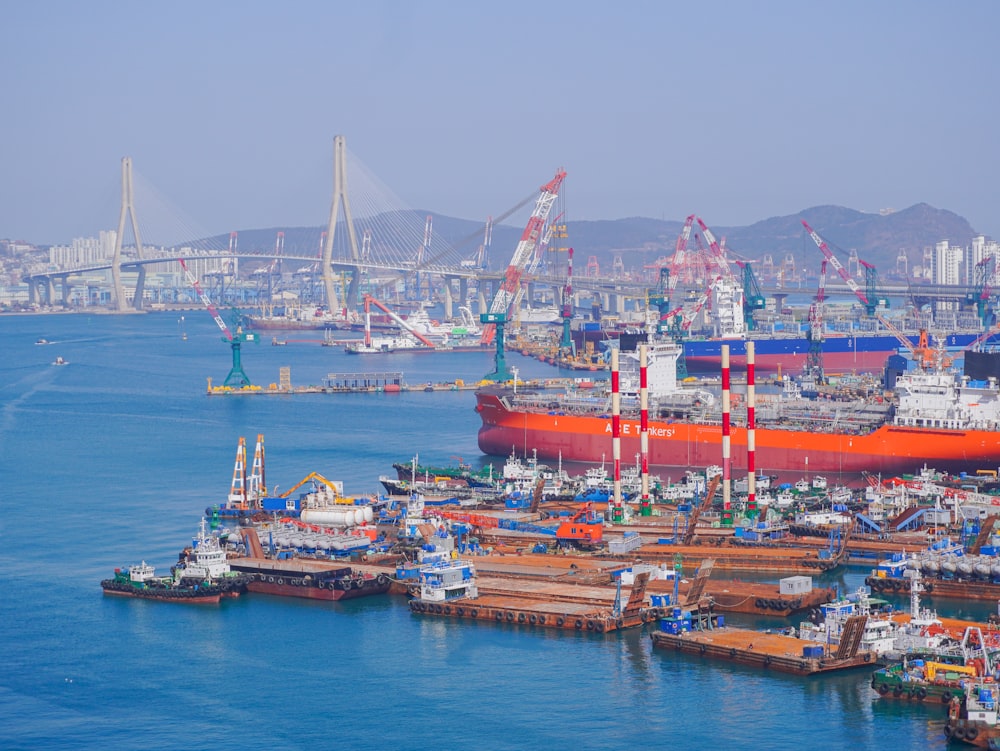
[[480, 169, 566, 381], [801, 220, 871, 308], [647, 214, 695, 326], [179, 258, 258, 388]]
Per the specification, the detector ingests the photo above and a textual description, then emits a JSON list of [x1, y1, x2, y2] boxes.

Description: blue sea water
[[0, 312, 963, 750]]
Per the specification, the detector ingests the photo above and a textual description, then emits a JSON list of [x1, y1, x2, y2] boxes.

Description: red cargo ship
[[475, 341, 1000, 476]]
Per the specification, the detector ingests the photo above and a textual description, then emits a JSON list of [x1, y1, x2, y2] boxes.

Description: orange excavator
[[556, 502, 604, 548]]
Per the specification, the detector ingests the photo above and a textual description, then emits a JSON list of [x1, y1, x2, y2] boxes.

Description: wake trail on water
[[0, 368, 58, 437]]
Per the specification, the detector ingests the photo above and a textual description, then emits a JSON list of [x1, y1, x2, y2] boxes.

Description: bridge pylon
[[322, 135, 362, 312], [110, 157, 146, 311]]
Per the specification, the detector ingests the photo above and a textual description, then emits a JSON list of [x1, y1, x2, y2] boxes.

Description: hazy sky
[[2, 1, 998, 245]]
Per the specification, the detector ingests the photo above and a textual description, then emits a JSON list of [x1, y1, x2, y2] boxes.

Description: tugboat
[[101, 561, 237, 604], [172, 519, 250, 596], [102, 519, 249, 603], [406, 551, 479, 614]]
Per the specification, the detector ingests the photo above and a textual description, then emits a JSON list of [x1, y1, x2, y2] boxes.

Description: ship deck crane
[[179, 258, 257, 387], [481, 169, 566, 381]]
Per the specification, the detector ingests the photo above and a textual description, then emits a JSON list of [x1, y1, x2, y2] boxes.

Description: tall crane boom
[[667, 214, 696, 293], [179, 258, 232, 341], [695, 217, 736, 284], [801, 220, 870, 307], [481, 169, 567, 345]]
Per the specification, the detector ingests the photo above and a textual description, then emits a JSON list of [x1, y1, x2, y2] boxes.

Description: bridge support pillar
[[459, 278, 468, 309], [346, 267, 360, 310], [132, 265, 147, 310], [58, 276, 72, 306], [443, 279, 454, 319], [111, 157, 145, 312]]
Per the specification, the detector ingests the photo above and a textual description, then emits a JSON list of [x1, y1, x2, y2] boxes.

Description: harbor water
[[0, 312, 959, 750]]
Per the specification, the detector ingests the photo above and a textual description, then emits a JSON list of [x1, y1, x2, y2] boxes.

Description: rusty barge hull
[[672, 582, 839, 617], [866, 574, 1000, 601], [628, 544, 840, 574], [476, 390, 1000, 475], [408, 595, 646, 632], [650, 629, 878, 675], [229, 558, 391, 601]]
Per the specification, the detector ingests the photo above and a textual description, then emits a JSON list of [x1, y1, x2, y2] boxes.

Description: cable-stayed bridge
[[24, 136, 533, 312]]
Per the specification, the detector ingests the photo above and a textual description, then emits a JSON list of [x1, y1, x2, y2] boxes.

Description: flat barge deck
[[650, 626, 878, 675]]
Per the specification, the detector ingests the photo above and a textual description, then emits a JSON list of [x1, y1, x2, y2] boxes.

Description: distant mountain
[[193, 203, 982, 280]]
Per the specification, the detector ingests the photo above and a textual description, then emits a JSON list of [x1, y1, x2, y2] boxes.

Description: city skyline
[[2, 1, 998, 245]]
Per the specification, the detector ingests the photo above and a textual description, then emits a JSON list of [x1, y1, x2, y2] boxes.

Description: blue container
[[673, 608, 682, 618], [716, 616, 725, 627], [802, 645, 824, 658]]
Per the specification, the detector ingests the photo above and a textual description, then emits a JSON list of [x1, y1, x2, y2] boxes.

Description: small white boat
[[52, 356, 68, 366]]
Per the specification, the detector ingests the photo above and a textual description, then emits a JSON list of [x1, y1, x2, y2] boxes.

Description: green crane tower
[[180, 258, 258, 388], [736, 261, 767, 331], [481, 312, 512, 382]]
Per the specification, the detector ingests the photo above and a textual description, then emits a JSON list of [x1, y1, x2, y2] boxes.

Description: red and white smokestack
[[612, 348, 622, 512], [722, 344, 731, 511], [640, 344, 649, 506], [747, 341, 756, 511]]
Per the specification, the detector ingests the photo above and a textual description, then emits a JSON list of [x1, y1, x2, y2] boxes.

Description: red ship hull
[[475, 390, 1000, 476]]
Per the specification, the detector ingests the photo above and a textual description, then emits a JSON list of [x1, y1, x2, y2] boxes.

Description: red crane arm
[[179, 258, 232, 341]]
